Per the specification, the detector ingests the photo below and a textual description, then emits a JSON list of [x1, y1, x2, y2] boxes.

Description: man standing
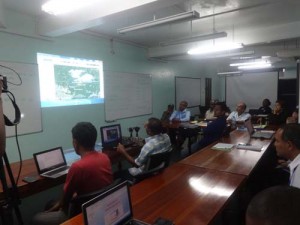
[[274, 124, 300, 188], [33, 122, 113, 225], [117, 117, 171, 176], [169, 101, 191, 122]]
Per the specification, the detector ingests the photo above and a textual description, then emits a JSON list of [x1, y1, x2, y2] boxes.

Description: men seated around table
[[32, 122, 113, 225], [191, 102, 227, 152], [269, 100, 289, 125], [117, 117, 171, 177], [205, 99, 218, 120], [246, 185, 300, 225], [274, 124, 300, 188], [258, 98, 272, 115], [161, 104, 174, 122], [226, 101, 251, 129], [168, 100, 191, 146]]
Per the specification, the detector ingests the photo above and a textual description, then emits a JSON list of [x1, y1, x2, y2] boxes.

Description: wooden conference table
[[180, 129, 274, 176], [62, 127, 276, 225], [61, 163, 246, 225], [0, 146, 141, 199]]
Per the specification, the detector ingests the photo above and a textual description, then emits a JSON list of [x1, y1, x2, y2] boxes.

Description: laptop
[[82, 181, 149, 225], [33, 147, 70, 179], [244, 119, 274, 139], [100, 124, 134, 149]]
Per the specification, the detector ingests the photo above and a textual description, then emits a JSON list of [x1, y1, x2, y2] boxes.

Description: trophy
[[134, 126, 140, 137], [128, 127, 133, 138]]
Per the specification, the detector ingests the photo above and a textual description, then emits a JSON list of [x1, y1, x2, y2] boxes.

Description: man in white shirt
[[227, 101, 251, 129], [274, 124, 300, 188], [169, 101, 191, 122]]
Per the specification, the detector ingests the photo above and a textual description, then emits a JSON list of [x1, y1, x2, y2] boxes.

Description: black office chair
[[132, 148, 172, 182], [68, 178, 121, 218]]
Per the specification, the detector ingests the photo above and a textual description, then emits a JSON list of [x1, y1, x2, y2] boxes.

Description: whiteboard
[[226, 71, 278, 111], [0, 61, 42, 137], [104, 71, 152, 121], [175, 77, 201, 107]]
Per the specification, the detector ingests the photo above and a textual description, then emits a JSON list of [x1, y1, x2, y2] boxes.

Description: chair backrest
[[144, 148, 172, 171], [132, 148, 172, 182], [68, 179, 121, 218]]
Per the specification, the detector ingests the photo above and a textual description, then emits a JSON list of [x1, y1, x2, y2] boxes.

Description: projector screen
[[226, 71, 278, 111], [37, 53, 104, 107]]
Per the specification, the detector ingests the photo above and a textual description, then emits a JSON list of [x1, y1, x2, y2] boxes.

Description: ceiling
[[2, 0, 300, 70]]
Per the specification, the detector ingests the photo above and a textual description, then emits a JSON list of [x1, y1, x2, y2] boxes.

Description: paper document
[[211, 143, 234, 151]]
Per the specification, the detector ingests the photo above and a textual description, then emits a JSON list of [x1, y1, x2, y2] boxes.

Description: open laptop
[[82, 181, 149, 225], [33, 147, 70, 179], [244, 119, 274, 139], [100, 124, 134, 149]]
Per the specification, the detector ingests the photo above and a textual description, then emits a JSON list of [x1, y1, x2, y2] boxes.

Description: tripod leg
[[2, 153, 23, 225]]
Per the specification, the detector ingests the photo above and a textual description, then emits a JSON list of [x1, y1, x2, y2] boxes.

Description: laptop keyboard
[[44, 165, 69, 176]]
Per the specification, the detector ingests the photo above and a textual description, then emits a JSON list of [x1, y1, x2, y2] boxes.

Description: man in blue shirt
[[169, 101, 191, 122], [191, 102, 227, 152]]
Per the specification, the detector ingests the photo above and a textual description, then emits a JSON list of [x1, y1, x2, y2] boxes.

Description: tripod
[[0, 152, 23, 225]]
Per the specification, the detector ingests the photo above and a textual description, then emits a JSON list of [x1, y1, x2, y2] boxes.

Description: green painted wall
[[0, 9, 222, 224]]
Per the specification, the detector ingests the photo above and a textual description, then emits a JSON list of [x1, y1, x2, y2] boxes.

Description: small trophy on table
[[128, 127, 133, 138], [134, 126, 140, 137]]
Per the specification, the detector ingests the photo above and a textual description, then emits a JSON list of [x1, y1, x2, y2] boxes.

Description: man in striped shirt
[[117, 117, 171, 176]]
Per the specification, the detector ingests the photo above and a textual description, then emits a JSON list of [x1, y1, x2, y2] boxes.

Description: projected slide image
[[37, 53, 104, 107], [54, 65, 100, 100]]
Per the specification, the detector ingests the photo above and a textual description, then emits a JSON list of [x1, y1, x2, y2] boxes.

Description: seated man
[[227, 101, 251, 129], [117, 117, 171, 176], [191, 102, 227, 152], [33, 122, 113, 225], [205, 99, 218, 120], [169, 101, 191, 146], [269, 100, 289, 125], [246, 185, 300, 225], [274, 123, 300, 188], [161, 104, 174, 122], [169, 100, 190, 122]]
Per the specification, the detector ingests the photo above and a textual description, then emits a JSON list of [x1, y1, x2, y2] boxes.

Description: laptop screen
[[83, 181, 133, 225], [100, 124, 122, 148], [33, 147, 66, 174]]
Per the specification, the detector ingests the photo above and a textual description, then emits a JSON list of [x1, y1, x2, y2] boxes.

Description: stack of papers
[[211, 143, 234, 151], [236, 144, 262, 151]]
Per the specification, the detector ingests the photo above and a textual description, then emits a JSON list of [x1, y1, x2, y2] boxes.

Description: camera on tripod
[[0, 75, 8, 92]]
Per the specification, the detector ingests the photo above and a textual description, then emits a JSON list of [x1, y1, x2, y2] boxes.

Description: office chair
[[68, 178, 121, 218], [131, 148, 172, 183]]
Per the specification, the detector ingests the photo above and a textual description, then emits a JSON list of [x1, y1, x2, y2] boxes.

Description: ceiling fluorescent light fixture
[[217, 71, 242, 76], [160, 32, 227, 46], [118, 11, 200, 34], [238, 63, 272, 70], [42, 0, 98, 15], [188, 43, 243, 55]]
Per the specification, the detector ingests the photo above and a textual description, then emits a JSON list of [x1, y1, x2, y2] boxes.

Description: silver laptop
[[33, 147, 70, 179], [244, 119, 274, 139], [82, 181, 150, 225]]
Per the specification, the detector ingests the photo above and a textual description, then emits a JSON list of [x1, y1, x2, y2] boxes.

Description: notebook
[[33, 147, 70, 179], [82, 181, 150, 225], [244, 119, 274, 139]]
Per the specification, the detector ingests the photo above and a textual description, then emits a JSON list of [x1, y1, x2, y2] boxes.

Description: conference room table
[[180, 129, 275, 176], [61, 163, 246, 225], [0, 146, 141, 199], [61, 126, 278, 225]]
